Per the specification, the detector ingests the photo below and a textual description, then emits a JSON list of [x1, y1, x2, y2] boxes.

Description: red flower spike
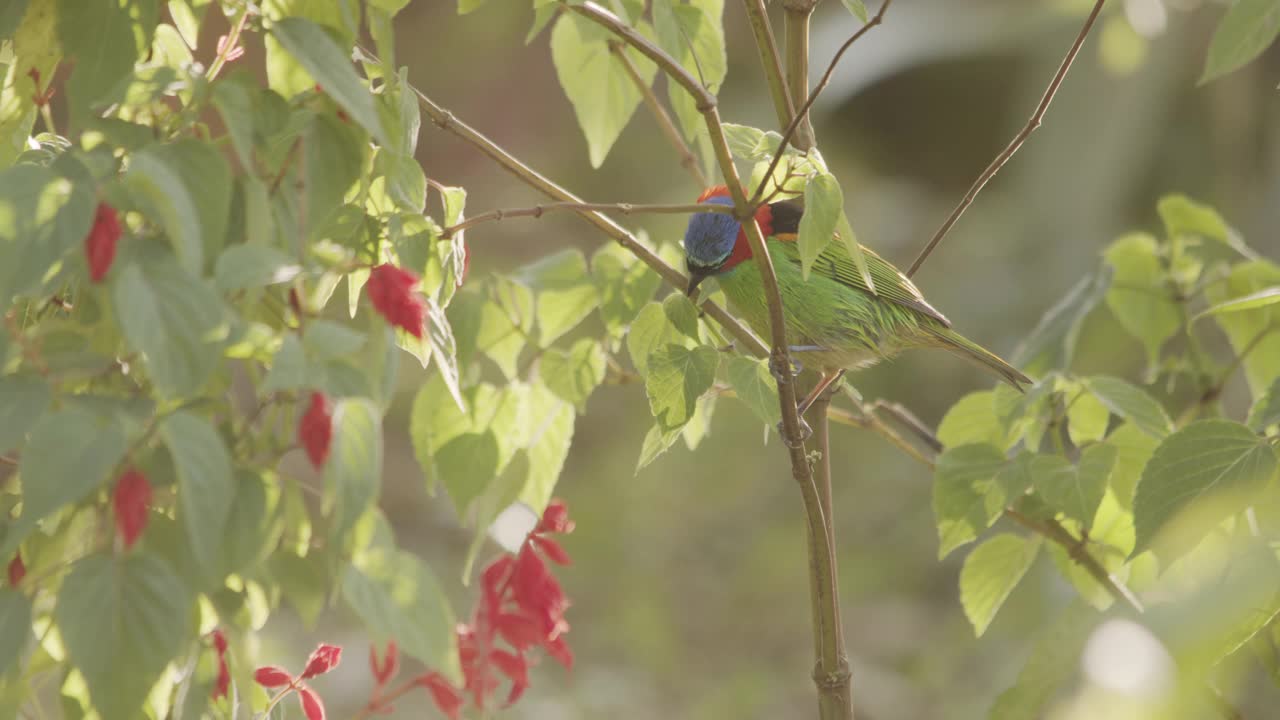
[[511, 547, 569, 636], [301, 643, 342, 679], [366, 263, 427, 338], [210, 629, 228, 654], [370, 641, 399, 686], [488, 650, 529, 706], [545, 634, 574, 670], [494, 610, 545, 651], [419, 672, 463, 720], [112, 468, 152, 549], [7, 553, 24, 586], [253, 665, 293, 688], [298, 684, 326, 720], [537, 500, 574, 535], [298, 392, 332, 470], [213, 660, 231, 700], [531, 534, 571, 566], [85, 203, 122, 283]]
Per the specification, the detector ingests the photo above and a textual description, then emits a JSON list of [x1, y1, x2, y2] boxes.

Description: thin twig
[[1004, 508, 1144, 614], [740, 0, 796, 130], [442, 201, 732, 238], [905, 0, 1108, 278], [752, 0, 894, 206], [365, 47, 769, 358], [609, 41, 708, 187]]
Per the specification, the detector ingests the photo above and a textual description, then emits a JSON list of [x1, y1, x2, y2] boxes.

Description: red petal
[[417, 672, 464, 720], [545, 634, 573, 670], [298, 685, 326, 720], [7, 553, 24, 586], [531, 535, 571, 566], [488, 649, 529, 706], [298, 392, 333, 470], [112, 468, 152, 549], [212, 659, 231, 700], [301, 643, 342, 679], [494, 610, 545, 650], [253, 666, 293, 688], [537, 500, 574, 534], [480, 554, 514, 612], [511, 546, 569, 635], [369, 641, 399, 685], [209, 629, 228, 655], [366, 264, 427, 338], [84, 203, 121, 283]]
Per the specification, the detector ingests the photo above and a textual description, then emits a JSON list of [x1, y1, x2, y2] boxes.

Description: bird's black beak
[[686, 267, 708, 298]]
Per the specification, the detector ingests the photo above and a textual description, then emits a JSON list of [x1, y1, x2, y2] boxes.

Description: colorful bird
[[683, 186, 1030, 418]]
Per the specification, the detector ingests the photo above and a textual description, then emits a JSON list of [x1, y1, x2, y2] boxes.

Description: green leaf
[[1065, 385, 1109, 446], [1035, 446, 1114, 528], [303, 319, 366, 358], [1195, 286, 1280, 320], [1102, 233, 1179, 366], [937, 391, 1003, 449], [989, 603, 1095, 720], [1104, 421, 1159, 506], [550, 13, 656, 167], [1201, 0, 1280, 83], [220, 470, 281, 577], [126, 140, 232, 275], [960, 533, 1040, 637], [627, 301, 683, 376], [797, 173, 840, 280], [932, 443, 1008, 559], [343, 548, 460, 683], [1157, 194, 1233, 246], [645, 344, 719, 431], [520, 248, 600, 346], [0, 374, 49, 454], [410, 373, 470, 494], [214, 244, 300, 292], [57, 0, 151, 118], [112, 251, 226, 399], [593, 242, 662, 335], [262, 333, 308, 393], [0, 165, 94, 303], [55, 553, 192, 720], [518, 380, 575, 513], [539, 338, 606, 413], [1247, 376, 1280, 431], [5, 409, 127, 555], [211, 76, 256, 169], [434, 431, 500, 514], [0, 589, 31, 677], [1133, 419, 1278, 559], [653, 0, 726, 140], [324, 398, 383, 545], [662, 291, 700, 340], [636, 422, 683, 473], [1012, 268, 1111, 373], [304, 114, 366, 237], [1084, 375, 1172, 440], [270, 17, 390, 147], [1205, 260, 1280, 395], [726, 356, 780, 425], [160, 412, 233, 579], [426, 296, 467, 411], [840, 0, 869, 21]]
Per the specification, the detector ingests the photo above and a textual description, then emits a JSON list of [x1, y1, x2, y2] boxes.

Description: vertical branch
[[563, 5, 853, 717], [609, 41, 708, 188], [782, 0, 818, 151], [809, 389, 853, 719], [740, 0, 796, 130]]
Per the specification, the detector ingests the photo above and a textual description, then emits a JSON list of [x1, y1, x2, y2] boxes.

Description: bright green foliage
[[1102, 233, 1180, 367], [840, 0, 869, 22], [1201, 0, 1280, 82], [933, 443, 1007, 558], [645, 344, 719, 431], [959, 533, 1041, 636]]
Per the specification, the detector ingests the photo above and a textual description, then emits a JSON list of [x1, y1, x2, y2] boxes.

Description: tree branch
[[752, 0, 894, 206], [905, 0, 1108, 278], [609, 41, 708, 188], [385, 55, 769, 358], [740, 0, 796, 131], [782, 0, 818, 151], [442, 201, 733, 238], [809, 388, 854, 719], [564, 5, 851, 717], [1003, 508, 1144, 614]]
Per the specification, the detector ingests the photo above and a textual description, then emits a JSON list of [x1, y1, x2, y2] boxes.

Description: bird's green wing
[[772, 234, 952, 327]]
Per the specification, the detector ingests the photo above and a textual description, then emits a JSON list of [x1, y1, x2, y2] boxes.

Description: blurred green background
[[276, 1, 1280, 718]]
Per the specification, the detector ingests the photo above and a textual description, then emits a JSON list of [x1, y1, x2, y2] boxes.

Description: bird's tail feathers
[[927, 327, 1033, 391]]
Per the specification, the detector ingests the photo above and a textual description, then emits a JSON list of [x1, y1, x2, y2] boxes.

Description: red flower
[[112, 468, 151, 549], [298, 392, 332, 470], [366, 263, 427, 338], [253, 666, 293, 688], [85, 203, 122, 282], [531, 534, 571, 565], [7, 553, 24, 586], [298, 685, 326, 720], [488, 649, 529, 706], [510, 548, 569, 638], [370, 641, 399, 687], [537, 499, 574, 534], [209, 630, 230, 700], [418, 672, 463, 720], [301, 643, 342, 679]]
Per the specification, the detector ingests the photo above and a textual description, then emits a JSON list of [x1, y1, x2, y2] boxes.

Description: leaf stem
[[442, 201, 733, 238], [609, 41, 708, 188], [905, 0, 1108, 278], [1003, 508, 1144, 613]]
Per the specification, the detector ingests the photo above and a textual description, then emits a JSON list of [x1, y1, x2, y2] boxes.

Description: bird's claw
[[769, 354, 803, 383], [777, 416, 813, 448]]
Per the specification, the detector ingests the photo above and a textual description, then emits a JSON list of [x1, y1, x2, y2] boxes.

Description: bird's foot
[[769, 354, 803, 383], [777, 416, 813, 447]]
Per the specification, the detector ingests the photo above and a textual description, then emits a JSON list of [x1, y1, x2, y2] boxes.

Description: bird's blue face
[[683, 195, 740, 275]]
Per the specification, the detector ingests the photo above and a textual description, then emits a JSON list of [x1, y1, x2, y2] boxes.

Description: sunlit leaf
[[960, 533, 1040, 637], [1201, 0, 1280, 83]]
